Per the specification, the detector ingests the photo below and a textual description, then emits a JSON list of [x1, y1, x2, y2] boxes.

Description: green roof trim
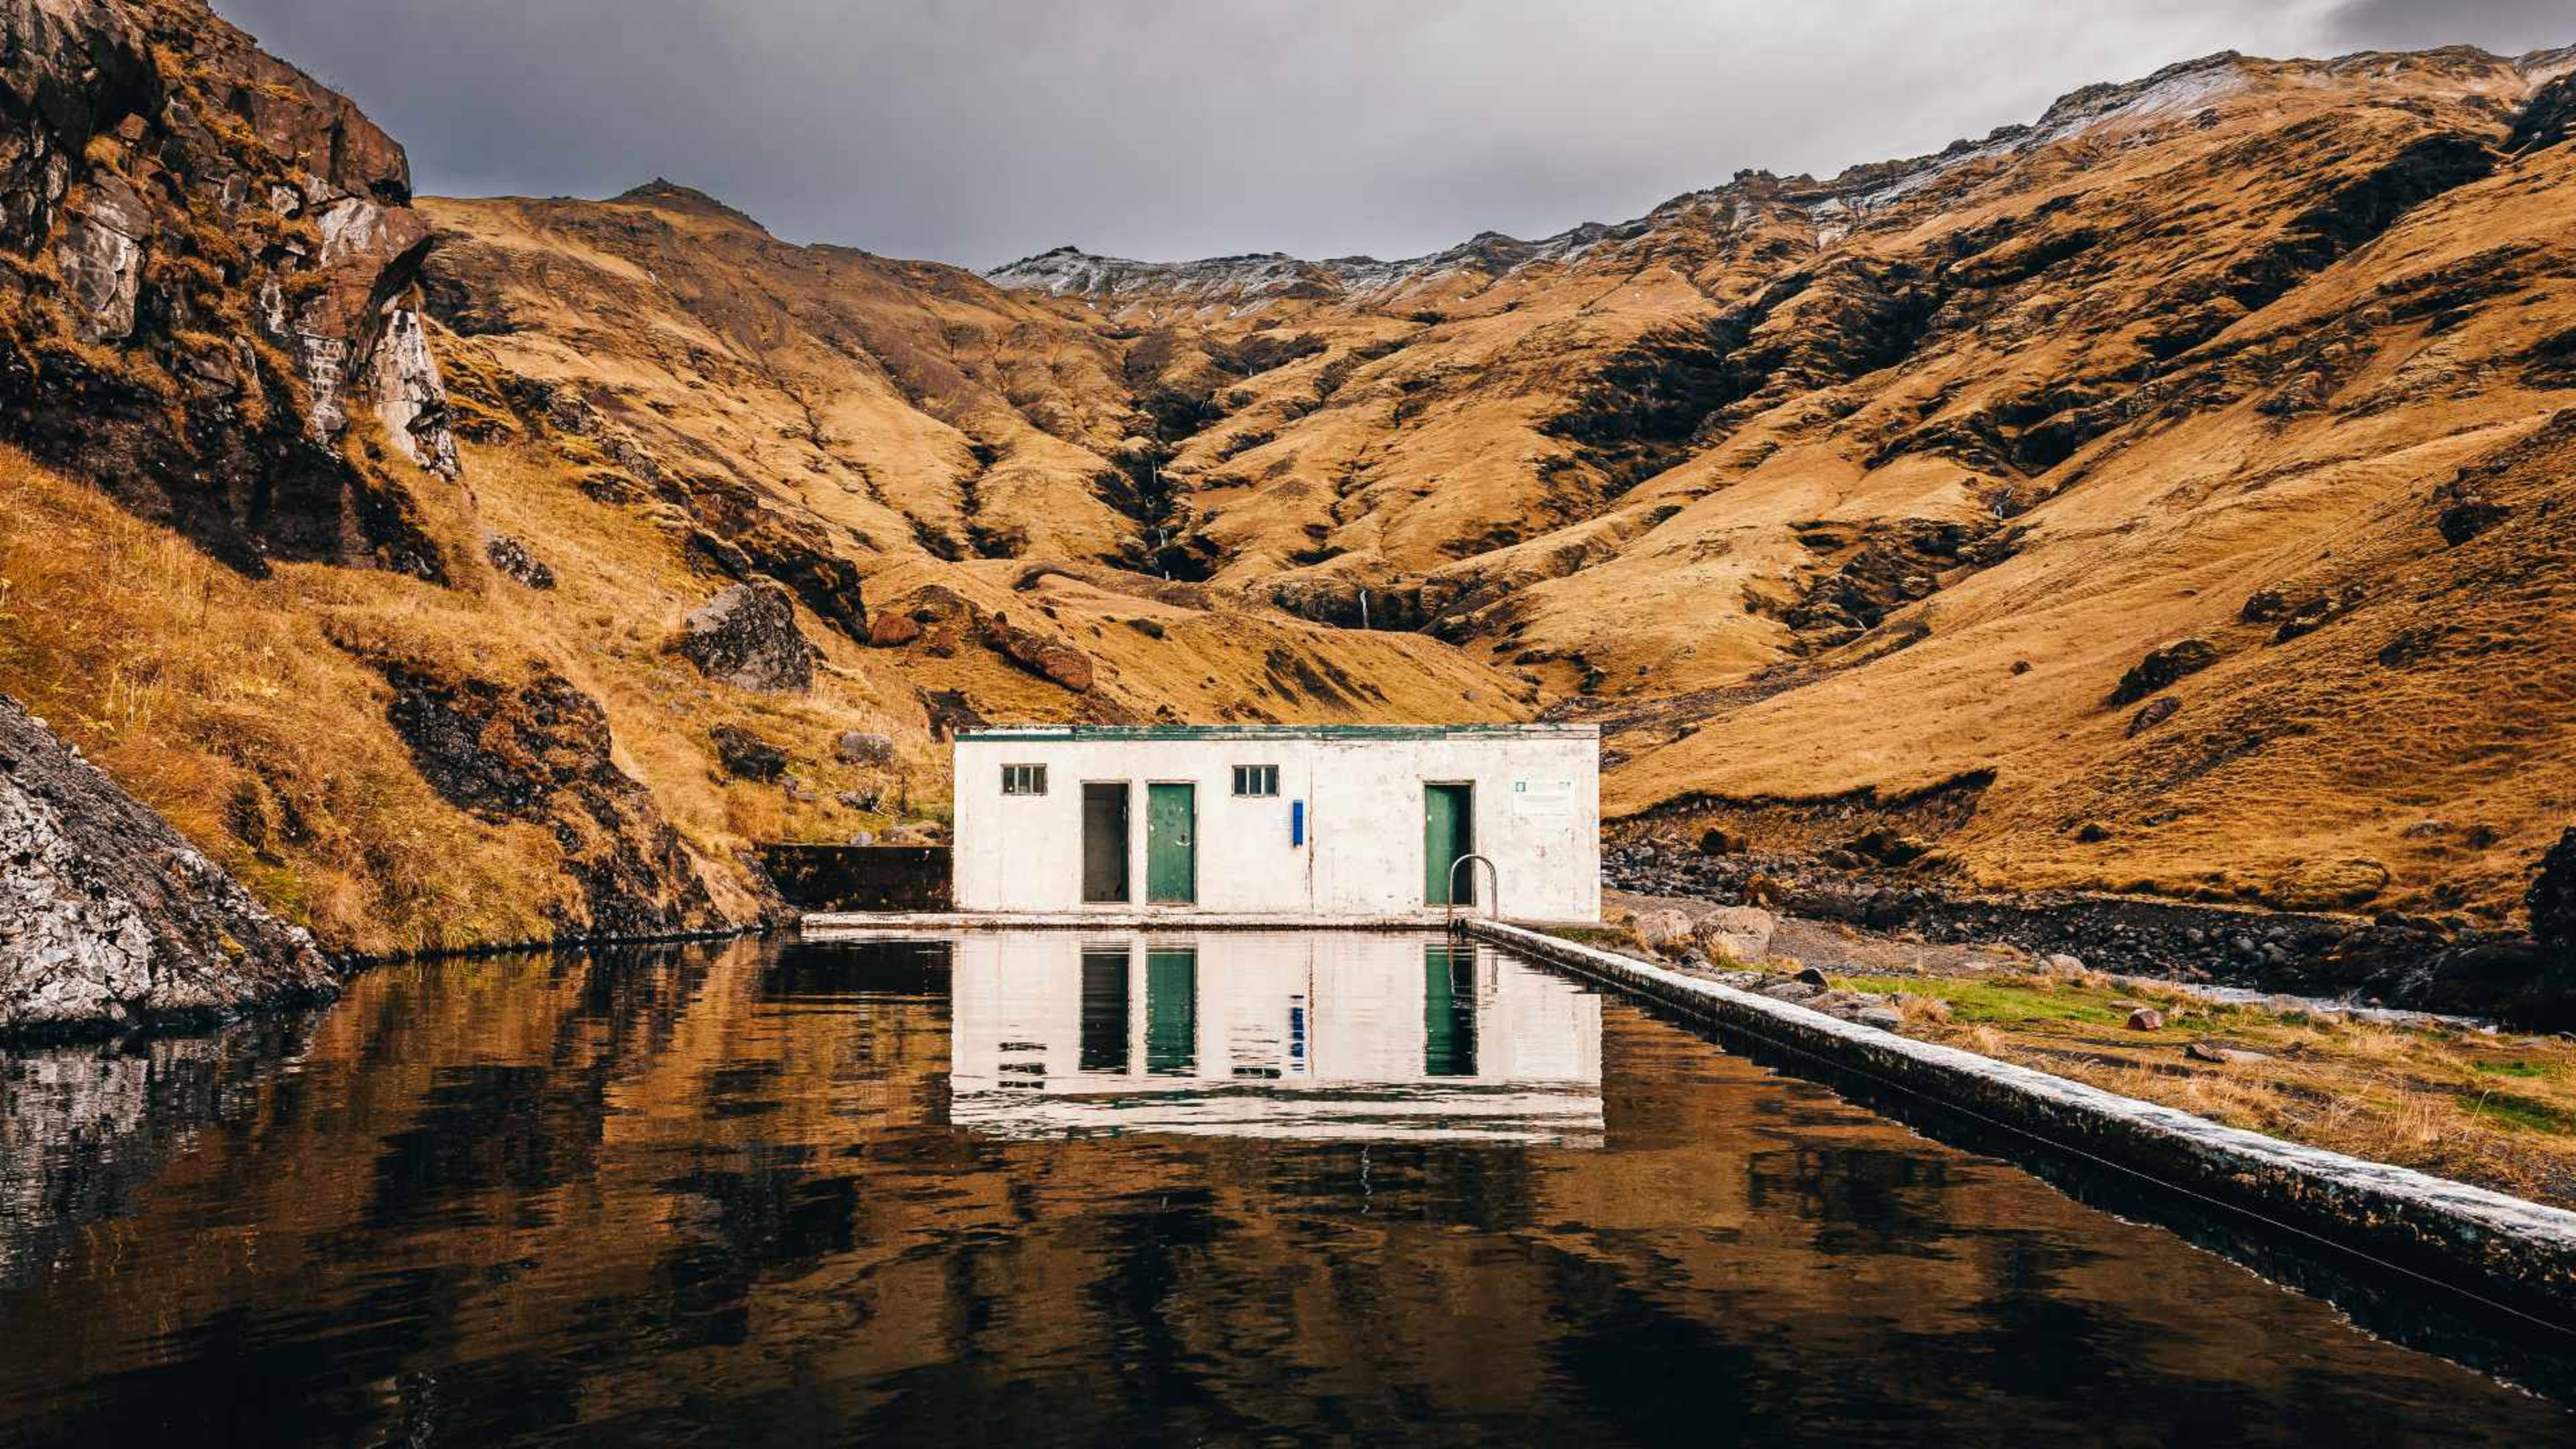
[[955, 723, 1598, 743]]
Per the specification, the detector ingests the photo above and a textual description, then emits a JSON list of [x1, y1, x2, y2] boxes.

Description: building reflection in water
[[945, 932, 1604, 1144]]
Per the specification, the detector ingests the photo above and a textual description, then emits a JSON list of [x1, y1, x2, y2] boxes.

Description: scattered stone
[[986, 612, 1095, 692], [1794, 965, 1830, 988], [2126, 696, 2180, 737], [1630, 908, 1696, 957], [2045, 953, 2088, 976], [834, 731, 896, 767], [1697, 825, 1746, 856], [1763, 981, 1823, 1002], [2185, 1040, 2269, 1063], [1127, 616, 1168, 639], [2127, 1007, 2165, 1031], [836, 789, 881, 812], [2240, 588, 2291, 623], [2010, 659, 2033, 676], [484, 534, 556, 589], [710, 727, 788, 782], [1695, 906, 1777, 963], [2106, 637, 2219, 706], [2436, 498, 2511, 545], [2074, 822, 2110, 843], [845, 830, 877, 847], [1857, 1006, 1905, 1030], [1844, 828, 1932, 867], [867, 612, 922, 647], [681, 582, 817, 694]]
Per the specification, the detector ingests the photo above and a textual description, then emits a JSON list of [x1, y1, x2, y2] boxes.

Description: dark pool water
[[1, 931, 2565, 1446]]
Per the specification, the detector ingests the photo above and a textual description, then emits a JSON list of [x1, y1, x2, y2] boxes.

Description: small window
[[1002, 763, 1048, 796], [1232, 764, 1279, 798]]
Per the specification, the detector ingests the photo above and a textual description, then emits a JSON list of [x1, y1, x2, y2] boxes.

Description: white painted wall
[[951, 727, 1599, 920]]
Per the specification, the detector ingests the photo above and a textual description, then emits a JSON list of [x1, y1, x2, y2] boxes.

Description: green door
[[1424, 784, 1474, 906], [1145, 948, 1198, 1074], [1146, 783, 1197, 904]]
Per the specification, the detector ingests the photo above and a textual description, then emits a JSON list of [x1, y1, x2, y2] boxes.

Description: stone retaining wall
[[1470, 918, 2576, 1326]]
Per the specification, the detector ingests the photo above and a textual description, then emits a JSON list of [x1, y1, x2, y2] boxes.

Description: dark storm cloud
[[2326, 0, 2570, 52], [207, 1, 2561, 270]]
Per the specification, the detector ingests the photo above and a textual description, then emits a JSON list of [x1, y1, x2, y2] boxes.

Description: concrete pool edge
[[1467, 918, 2576, 1324]]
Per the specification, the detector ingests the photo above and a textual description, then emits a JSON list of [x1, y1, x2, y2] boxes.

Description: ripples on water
[[0, 932, 2565, 1446]]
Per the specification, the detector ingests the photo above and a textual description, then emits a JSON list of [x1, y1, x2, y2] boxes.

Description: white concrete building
[[949, 724, 1599, 921]]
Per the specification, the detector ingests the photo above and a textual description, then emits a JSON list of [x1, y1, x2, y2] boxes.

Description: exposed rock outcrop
[[2533, 829, 2576, 963], [680, 582, 817, 694], [0, 0, 460, 576], [709, 726, 786, 782], [1, 693, 337, 1040], [2107, 639, 2221, 706], [376, 662, 724, 938], [985, 612, 1095, 692]]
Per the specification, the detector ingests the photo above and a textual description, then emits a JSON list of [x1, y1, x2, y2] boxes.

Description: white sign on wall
[[1511, 778, 1574, 818]]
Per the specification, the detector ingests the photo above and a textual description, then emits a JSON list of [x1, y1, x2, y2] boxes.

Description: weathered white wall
[[951, 727, 1599, 920]]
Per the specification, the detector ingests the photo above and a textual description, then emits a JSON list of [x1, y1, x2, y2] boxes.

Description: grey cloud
[[208, 1, 2552, 270], [2326, 0, 2569, 52]]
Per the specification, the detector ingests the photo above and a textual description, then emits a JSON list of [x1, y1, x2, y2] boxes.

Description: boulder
[[2106, 638, 2220, 706], [2126, 696, 2180, 737], [985, 612, 1095, 693], [1, 693, 338, 1040], [867, 612, 922, 647], [1697, 825, 1745, 856], [1695, 906, 1777, 963], [1856, 1006, 1905, 1031], [1845, 828, 1931, 867], [834, 731, 896, 766], [1793, 965, 1830, 988], [484, 534, 556, 590], [680, 582, 817, 694], [710, 727, 787, 783], [2127, 1007, 2165, 1031], [1629, 908, 1695, 957], [2436, 499, 2510, 545]]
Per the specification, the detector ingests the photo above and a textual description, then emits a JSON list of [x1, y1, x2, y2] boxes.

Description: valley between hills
[[2, 0, 2572, 1013]]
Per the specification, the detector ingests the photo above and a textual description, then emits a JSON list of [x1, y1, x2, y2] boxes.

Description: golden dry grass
[[1811, 964, 2576, 1208]]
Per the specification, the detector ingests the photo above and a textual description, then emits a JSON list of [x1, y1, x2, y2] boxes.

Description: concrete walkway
[[1469, 917, 2576, 1326]]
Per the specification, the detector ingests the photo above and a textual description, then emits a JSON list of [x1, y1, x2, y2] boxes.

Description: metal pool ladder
[[1444, 853, 1499, 936]]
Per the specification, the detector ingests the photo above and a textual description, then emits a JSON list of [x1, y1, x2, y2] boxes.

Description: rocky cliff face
[[1, 692, 337, 1040], [0, 0, 457, 576]]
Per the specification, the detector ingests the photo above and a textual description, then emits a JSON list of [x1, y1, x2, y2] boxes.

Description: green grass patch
[[2463, 1090, 2576, 1134], [2472, 1059, 2553, 1080], [1833, 975, 2126, 1026], [1540, 925, 1640, 951]]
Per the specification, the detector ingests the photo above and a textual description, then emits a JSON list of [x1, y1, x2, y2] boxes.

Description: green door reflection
[[1144, 948, 1198, 1075]]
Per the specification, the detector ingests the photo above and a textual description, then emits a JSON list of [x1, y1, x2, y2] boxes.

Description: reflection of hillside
[[947, 932, 1604, 1144], [0, 935, 2559, 1444]]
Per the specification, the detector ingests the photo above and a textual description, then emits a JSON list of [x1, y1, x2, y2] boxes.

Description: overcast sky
[[210, 0, 2567, 270]]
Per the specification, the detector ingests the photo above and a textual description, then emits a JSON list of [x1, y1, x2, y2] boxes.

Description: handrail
[[1445, 853, 1499, 933]]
